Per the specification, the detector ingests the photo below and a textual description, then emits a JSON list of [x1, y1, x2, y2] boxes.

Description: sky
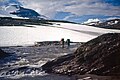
[[0, 0, 120, 23]]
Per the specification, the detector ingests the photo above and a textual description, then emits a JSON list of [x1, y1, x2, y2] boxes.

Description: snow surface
[[82, 18, 101, 24], [115, 20, 119, 24], [108, 20, 119, 25], [0, 22, 120, 46]]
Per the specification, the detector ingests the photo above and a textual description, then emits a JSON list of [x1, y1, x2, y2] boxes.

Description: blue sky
[[0, 0, 120, 23], [103, 0, 120, 6]]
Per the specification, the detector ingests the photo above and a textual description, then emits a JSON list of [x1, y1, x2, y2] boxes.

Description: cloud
[[17, 0, 120, 19], [0, 0, 22, 16], [0, 0, 21, 6], [62, 1, 120, 16], [18, 0, 67, 18], [0, 0, 120, 21], [63, 14, 75, 20]]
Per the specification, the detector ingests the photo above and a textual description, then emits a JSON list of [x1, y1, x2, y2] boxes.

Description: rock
[[0, 49, 8, 59], [42, 53, 74, 73], [4, 66, 42, 76], [88, 19, 120, 30], [42, 33, 120, 76]]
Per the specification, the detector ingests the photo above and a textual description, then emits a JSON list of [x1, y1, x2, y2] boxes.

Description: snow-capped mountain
[[9, 5, 47, 19], [93, 19, 120, 29], [83, 19, 120, 30], [82, 18, 102, 26], [0, 4, 47, 19]]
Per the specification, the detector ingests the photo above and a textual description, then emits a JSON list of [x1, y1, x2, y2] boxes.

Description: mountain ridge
[[83, 19, 120, 30]]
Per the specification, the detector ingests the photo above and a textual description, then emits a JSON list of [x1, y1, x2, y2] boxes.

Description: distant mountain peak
[[0, 3, 47, 20], [83, 18, 120, 30], [9, 5, 47, 19], [82, 18, 102, 26], [83, 18, 101, 24]]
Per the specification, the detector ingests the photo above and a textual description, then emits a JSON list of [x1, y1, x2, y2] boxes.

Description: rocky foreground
[[42, 33, 120, 76], [0, 49, 9, 59]]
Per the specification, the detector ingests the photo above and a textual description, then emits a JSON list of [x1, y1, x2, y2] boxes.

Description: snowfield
[[0, 22, 120, 46]]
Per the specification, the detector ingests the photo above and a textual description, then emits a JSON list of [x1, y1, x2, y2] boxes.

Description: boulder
[[42, 33, 120, 76], [0, 49, 8, 59]]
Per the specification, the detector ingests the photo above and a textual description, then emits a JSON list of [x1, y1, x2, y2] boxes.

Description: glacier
[[0, 22, 120, 46]]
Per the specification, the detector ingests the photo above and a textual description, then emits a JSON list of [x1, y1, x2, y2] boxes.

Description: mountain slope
[[9, 5, 47, 19], [0, 4, 47, 19], [94, 19, 120, 30], [84, 19, 120, 30]]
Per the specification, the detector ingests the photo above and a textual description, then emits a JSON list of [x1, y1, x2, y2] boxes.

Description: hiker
[[60, 38, 64, 48], [66, 39, 70, 48]]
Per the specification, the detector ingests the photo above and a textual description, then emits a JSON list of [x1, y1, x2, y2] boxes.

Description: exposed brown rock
[[42, 33, 120, 76]]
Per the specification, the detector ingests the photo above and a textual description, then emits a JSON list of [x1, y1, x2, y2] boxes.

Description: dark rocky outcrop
[[0, 49, 8, 59], [92, 19, 120, 30], [0, 17, 74, 26], [42, 33, 120, 76]]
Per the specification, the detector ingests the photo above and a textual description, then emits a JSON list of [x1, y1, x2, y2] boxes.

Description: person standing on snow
[[66, 39, 70, 48], [60, 38, 65, 48]]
